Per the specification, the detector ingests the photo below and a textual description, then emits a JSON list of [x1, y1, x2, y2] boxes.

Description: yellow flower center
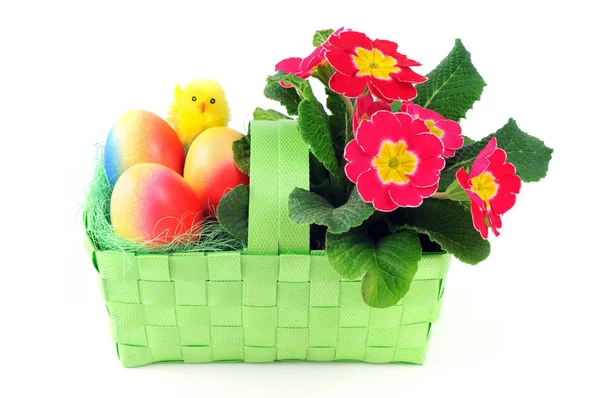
[[470, 172, 499, 209], [425, 120, 444, 138], [373, 141, 417, 184], [353, 48, 400, 80]]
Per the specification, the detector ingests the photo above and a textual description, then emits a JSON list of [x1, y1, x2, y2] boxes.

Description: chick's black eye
[[210, 98, 216, 104], [192, 96, 197, 101]]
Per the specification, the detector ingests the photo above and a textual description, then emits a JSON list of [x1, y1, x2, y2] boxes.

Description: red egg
[[111, 163, 203, 245], [184, 127, 249, 214]]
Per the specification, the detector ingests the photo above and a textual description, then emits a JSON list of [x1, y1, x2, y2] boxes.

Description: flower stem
[[342, 96, 354, 117], [312, 71, 329, 87], [312, 64, 333, 87], [431, 192, 448, 199]]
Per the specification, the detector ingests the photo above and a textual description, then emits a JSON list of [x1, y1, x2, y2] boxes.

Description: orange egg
[[111, 163, 203, 245], [184, 127, 249, 214]]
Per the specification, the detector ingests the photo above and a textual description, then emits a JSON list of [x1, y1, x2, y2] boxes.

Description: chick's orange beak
[[199, 102, 206, 113]]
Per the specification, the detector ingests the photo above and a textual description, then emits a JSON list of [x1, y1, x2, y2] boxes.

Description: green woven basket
[[84, 119, 451, 367]]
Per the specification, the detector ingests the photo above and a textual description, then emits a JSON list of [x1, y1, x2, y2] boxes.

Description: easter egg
[[110, 163, 203, 245], [184, 127, 249, 213], [104, 109, 185, 187]]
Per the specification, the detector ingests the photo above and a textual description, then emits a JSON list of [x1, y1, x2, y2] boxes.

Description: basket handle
[[246, 120, 309, 255]]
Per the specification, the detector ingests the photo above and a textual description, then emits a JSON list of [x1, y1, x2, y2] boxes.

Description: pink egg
[[110, 163, 203, 245]]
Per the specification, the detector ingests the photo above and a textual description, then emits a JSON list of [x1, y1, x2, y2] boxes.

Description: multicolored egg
[[104, 109, 185, 187], [184, 127, 249, 213], [110, 163, 203, 245]]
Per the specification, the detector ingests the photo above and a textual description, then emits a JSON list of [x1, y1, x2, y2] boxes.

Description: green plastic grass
[[84, 149, 245, 255]]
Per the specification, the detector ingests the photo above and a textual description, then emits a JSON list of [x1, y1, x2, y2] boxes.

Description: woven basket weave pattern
[[89, 244, 449, 367], [87, 119, 450, 367]]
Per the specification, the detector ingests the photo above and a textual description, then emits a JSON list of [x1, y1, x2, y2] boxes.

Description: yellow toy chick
[[167, 79, 230, 148]]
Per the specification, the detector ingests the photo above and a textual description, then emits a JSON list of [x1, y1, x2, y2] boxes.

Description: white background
[[1, 0, 599, 397]]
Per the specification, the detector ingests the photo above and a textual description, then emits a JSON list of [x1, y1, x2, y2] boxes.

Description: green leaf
[[415, 39, 486, 121], [216, 185, 249, 243], [361, 231, 422, 308], [326, 228, 374, 279], [298, 98, 341, 177], [253, 107, 291, 121], [288, 187, 374, 234], [313, 29, 334, 46], [309, 152, 335, 201], [325, 88, 348, 155], [309, 152, 329, 186], [326, 229, 422, 308], [326, 88, 347, 136], [232, 133, 250, 176], [439, 118, 554, 190], [263, 81, 301, 116], [462, 135, 475, 145], [391, 199, 490, 265], [268, 71, 314, 101], [390, 101, 402, 113]]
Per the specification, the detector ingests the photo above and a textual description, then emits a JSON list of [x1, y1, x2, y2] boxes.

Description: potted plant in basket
[[218, 27, 552, 308]]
